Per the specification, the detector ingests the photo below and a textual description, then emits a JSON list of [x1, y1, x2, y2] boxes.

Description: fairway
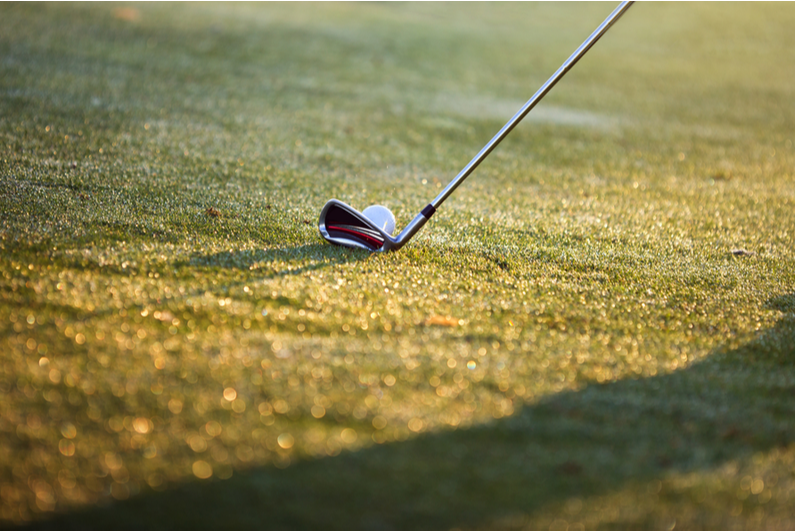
[[1, 2, 795, 529]]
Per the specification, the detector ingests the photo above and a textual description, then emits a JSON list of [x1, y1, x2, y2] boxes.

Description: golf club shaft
[[429, 0, 633, 210]]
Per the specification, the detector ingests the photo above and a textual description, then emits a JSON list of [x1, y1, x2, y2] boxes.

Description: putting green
[[1, 3, 794, 529]]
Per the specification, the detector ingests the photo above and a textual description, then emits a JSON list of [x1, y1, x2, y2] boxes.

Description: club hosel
[[391, 210, 431, 249]]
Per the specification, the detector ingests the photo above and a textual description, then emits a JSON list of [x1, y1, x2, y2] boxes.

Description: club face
[[318, 199, 395, 252]]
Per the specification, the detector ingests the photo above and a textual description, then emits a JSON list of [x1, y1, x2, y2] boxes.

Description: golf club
[[319, 1, 633, 252]]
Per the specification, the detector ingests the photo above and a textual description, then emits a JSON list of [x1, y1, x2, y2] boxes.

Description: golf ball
[[362, 205, 396, 235]]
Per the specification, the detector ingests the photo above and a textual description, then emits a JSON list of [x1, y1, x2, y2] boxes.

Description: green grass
[[1, 2, 794, 529]]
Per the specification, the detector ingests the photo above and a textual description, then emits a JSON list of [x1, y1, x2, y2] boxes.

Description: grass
[[1, 2, 794, 529]]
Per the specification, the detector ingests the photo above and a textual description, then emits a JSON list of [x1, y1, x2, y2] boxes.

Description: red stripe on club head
[[327, 226, 383, 248]]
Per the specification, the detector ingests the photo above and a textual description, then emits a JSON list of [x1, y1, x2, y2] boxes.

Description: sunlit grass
[[1, 2, 794, 529]]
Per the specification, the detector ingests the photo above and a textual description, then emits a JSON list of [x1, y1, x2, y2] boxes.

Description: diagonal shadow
[[768, 293, 795, 313], [187, 243, 369, 277], [20, 295, 795, 530]]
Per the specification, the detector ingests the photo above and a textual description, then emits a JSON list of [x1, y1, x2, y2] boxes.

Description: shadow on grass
[[20, 296, 795, 530], [768, 293, 795, 313], [188, 243, 370, 277]]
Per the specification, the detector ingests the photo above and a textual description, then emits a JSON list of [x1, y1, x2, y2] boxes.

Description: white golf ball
[[362, 205, 396, 235]]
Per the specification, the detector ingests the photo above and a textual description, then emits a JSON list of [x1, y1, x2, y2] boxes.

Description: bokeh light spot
[[133, 418, 151, 434], [58, 439, 76, 456], [340, 428, 357, 444], [192, 460, 213, 479], [205, 421, 222, 437], [188, 434, 208, 453], [60, 423, 77, 439], [372, 416, 387, 429], [277, 433, 294, 449], [168, 398, 183, 414]]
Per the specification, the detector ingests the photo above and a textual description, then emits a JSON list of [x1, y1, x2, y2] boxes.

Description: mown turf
[[1, 2, 794, 530]]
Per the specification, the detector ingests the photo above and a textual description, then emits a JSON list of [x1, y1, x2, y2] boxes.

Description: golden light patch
[[425, 315, 459, 327], [192, 460, 212, 479], [113, 7, 140, 22], [277, 433, 294, 449]]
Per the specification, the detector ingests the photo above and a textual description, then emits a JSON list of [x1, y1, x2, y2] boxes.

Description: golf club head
[[318, 199, 398, 252]]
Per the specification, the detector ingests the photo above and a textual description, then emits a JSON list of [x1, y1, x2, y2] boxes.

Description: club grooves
[[327, 225, 384, 249]]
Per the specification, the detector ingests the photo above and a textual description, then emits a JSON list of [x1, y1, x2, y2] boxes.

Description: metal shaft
[[429, 1, 633, 210]]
